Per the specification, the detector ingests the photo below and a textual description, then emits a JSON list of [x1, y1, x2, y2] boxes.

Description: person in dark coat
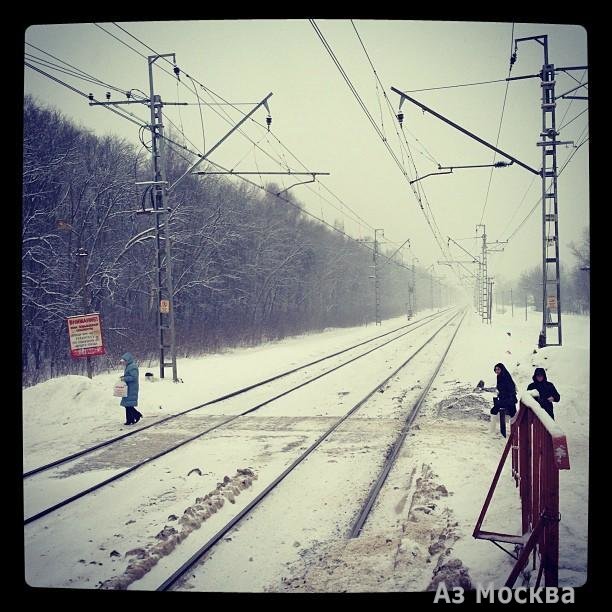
[[120, 352, 142, 425], [491, 362, 518, 418], [527, 367, 560, 419]]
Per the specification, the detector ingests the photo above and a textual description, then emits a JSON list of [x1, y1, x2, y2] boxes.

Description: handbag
[[113, 381, 128, 398]]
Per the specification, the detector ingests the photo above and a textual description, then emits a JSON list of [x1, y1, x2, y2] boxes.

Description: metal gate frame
[[473, 391, 571, 587]]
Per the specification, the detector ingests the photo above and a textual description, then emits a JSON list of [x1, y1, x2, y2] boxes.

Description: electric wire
[[504, 134, 588, 242], [349, 20, 456, 272], [478, 22, 515, 225], [310, 20, 408, 179], [316, 20, 453, 274], [175, 79, 187, 150], [558, 107, 588, 131], [401, 78, 510, 93], [25, 42, 133, 95], [350, 20, 441, 167], [100, 23, 379, 237], [187, 74, 206, 154], [495, 68, 587, 249], [25, 54, 129, 93], [28, 28, 419, 274], [24, 62, 148, 130], [162, 133, 415, 271]]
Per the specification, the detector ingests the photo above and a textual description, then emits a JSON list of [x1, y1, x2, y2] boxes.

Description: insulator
[[88, 93, 94, 101], [266, 115, 272, 131], [397, 111, 404, 126], [173, 65, 180, 79], [126, 91, 131, 99], [106, 91, 111, 100]]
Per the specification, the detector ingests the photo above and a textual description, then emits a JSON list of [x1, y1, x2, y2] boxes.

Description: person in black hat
[[491, 362, 518, 418], [527, 367, 560, 419]]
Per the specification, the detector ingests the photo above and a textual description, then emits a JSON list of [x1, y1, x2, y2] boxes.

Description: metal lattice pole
[[148, 55, 178, 381], [540, 44, 562, 346], [374, 229, 383, 325], [477, 224, 488, 323]]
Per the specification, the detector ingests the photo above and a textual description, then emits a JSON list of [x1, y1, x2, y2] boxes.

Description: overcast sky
[[23, 19, 589, 297]]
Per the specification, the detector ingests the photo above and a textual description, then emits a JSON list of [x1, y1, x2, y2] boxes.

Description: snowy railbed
[[23, 310, 588, 591]]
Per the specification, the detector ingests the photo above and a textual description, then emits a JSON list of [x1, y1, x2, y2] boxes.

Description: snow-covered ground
[[22, 306, 589, 592]]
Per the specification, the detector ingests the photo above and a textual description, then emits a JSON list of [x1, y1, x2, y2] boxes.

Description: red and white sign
[[67, 313, 106, 358]]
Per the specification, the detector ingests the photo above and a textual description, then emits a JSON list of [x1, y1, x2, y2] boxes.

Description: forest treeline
[[22, 98, 588, 386], [23, 97, 445, 386], [494, 228, 590, 316]]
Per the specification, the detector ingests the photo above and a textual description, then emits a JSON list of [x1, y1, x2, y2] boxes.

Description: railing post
[[474, 396, 569, 588], [544, 437, 560, 586], [520, 406, 531, 534]]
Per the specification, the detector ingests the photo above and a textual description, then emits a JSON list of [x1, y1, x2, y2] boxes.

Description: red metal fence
[[473, 391, 570, 587]]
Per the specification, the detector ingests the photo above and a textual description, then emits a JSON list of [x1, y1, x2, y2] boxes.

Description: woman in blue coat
[[120, 352, 142, 425]]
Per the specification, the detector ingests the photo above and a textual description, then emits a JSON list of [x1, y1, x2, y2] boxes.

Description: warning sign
[[547, 295, 557, 311], [67, 313, 106, 358], [160, 299, 170, 313]]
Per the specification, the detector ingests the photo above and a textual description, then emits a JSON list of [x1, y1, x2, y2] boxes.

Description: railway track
[[150, 308, 468, 591], [24, 308, 455, 525]]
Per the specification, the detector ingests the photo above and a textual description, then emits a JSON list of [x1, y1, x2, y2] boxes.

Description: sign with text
[[160, 299, 170, 313], [67, 313, 106, 358], [546, 295, 557, 311]]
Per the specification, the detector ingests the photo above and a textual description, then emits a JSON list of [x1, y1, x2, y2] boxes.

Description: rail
[[24, 310, 456, 525]]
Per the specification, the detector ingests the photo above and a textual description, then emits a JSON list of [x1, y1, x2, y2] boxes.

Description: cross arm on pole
[[438, 161, 513, 171], [276, 174, 317, 196], [558, 81, 588, 99], [556, 65, 588, 72], [409, 170, 453, 185], [438, 260, 479, 265], [391, 86, 541, 176], [505, 73, 541, 82], [379, 237, 411, 268], [447, 236, 480, 263], [167, 93, 274, 193]]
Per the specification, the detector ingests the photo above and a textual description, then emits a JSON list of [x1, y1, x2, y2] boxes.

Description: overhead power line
[[401, 78, 509, 93], [347, 20, 457, 275], [25, 44, 409, 274], [558, 107, 588, 131], [25, 53, 126, 92], [28, 27, 429, 269], [478, 22, 515, 225], [25, 42, 129, 95], [157, 131, 415, 272], [310, 20, 408, 178], [24, 62, 148, 130], [313, 20, 448, 262], [96, 23, 380, 237], [504, 137, 588, 241]]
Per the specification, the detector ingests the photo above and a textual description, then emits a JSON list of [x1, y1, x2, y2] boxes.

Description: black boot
[[130, 406, 139, 424], [127, 406, 136, 425], [490, 397, 500, 415]]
